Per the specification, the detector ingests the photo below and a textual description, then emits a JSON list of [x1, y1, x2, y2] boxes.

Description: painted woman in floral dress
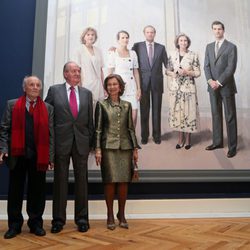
[[166, 33, 201, 149]]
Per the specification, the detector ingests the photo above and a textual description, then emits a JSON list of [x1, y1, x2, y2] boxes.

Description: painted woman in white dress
[[166, 33, 201, 150], [73, 27, 105, 105], [107, 31, 141, 127]]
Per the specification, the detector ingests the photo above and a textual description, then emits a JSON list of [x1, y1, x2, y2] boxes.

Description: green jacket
[[95, 98, 138, 150]]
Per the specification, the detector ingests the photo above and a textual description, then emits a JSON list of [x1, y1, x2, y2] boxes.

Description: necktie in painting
[[215, 41, 219, 58], [149, 43, 153, 67]]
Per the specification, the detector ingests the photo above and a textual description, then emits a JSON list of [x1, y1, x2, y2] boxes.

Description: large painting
[[33, 0, 250, 181]]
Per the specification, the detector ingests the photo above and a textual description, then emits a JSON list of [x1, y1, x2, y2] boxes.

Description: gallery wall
[[0, 0, 36, 196]]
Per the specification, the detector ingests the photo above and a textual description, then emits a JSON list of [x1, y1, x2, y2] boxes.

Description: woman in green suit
[[95, 74, 139, 230]]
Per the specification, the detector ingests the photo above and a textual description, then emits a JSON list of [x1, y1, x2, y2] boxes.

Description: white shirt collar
[[215, 38, 225, 46], [66, 82, 79, 93], [26, 96, 37, 103], [146, 41, 154, 46]]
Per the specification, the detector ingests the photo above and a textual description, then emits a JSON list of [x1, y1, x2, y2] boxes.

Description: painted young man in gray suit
[[132, 25, 168, 144], [45, 62, 94, 233], [204, 21, 237, 158]]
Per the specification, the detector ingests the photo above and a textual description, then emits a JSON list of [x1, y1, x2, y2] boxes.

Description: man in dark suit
[[204, 21, 237, 158], [0, 76, 54, 239], [45, 61, 94, 233], [132, 25, 168, 144]]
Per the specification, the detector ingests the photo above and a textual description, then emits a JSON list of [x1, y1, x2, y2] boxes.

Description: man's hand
[[209, 80, 220, 90], [95, 150, 102, 166], [0, 152, 8, 165], [108, 46, 116, 52], [48, 162, 54, 170], [136, 89, 141, 101]]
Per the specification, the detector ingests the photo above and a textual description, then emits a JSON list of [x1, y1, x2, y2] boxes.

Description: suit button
[[117, 134, 120, 137], [118, 113, 120, 116]]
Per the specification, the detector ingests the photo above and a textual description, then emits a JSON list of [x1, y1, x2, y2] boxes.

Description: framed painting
[[33, 0, 250, 182]]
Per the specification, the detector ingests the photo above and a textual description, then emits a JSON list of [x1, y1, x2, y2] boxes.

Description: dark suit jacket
[[45, 83, 94, 156], [132, 41, 168, 93], [95, 99, 138, 150], [204, 39, 237, 96], [0, 99, 54, 170]]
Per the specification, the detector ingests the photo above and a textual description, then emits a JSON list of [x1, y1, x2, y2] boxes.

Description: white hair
[[22, 75, 42, 89]]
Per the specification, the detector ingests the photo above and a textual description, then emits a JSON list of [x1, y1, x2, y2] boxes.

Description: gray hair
[[143, 25, 156, 33], [63, 61, 80, 73], [22, 75, 42, 89]]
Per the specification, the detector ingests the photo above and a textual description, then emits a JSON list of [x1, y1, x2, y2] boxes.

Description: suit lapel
[[61, 83, 71, 112], [142, 42, 151, 68], [77, 86, 85, 119], [209, 42, 216, 63], [215, 40, 228, 63], [151, 43, 159, 68]]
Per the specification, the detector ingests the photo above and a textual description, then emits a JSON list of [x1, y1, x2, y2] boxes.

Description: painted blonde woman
[[73, 27, 105, 105]]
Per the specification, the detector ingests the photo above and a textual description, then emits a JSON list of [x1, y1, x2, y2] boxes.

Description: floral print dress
[[166, 50, 201, 133]]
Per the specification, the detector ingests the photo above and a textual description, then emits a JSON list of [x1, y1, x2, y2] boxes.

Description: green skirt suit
[[95, 98, 139, 183]]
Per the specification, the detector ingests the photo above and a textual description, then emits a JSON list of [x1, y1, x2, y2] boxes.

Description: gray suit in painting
[[132, 42, 168, 142], [45, 83, 94, 227], [204, 39, 237, 152]]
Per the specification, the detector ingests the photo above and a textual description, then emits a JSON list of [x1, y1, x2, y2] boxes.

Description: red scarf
[[11, 95, 50, 171]]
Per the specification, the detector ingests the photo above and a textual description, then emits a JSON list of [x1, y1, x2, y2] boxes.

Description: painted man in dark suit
[[0, 76, 54, 239], [204, 21, 237, 158], [45, 61, 94, 233], [132, 25, 168, 144]]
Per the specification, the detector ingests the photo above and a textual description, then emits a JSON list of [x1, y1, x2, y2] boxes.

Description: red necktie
[[69, 86, 78, 118], [29, 101, 35, 115], [148, 43, 153, 67]]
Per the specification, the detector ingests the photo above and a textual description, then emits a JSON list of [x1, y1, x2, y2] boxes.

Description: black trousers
[[8, 157, 46, 230], [52, 141, 89, 227], [209, 93, 237, 151], [140, 89, 162, 141]]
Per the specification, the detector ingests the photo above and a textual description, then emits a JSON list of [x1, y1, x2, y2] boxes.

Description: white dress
[[73, 45, 104, 103], [107, 50, 139, 109]]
